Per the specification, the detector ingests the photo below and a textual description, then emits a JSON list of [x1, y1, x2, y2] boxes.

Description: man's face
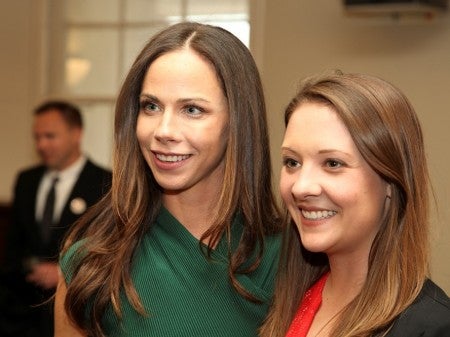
[[33, 109, 81, 171]]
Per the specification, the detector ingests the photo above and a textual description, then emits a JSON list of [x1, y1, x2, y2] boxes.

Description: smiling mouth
[[301, 209, 337, 220], [156, 153, 191, 162]]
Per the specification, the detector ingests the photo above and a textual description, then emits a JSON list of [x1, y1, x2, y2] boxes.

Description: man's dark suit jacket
[[0, 159, 111, 337], [7, 159, 111, 268]]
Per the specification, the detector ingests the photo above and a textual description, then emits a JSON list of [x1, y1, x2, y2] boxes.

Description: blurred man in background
[[1, 100, 111, 337]]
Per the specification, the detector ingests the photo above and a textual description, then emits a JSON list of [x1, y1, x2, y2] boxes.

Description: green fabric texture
[[60, 207, 281, 337]]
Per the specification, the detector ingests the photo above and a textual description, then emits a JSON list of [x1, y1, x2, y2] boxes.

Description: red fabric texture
[[285, 273, 329, 337]]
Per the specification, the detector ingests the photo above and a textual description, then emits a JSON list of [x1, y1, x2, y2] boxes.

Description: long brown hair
[[260, 72, 430, 337], [61, 22, 280, 337]]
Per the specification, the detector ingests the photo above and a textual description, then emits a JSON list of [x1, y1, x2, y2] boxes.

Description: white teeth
[[156, 154, 190, 162], [301, 210, 336, 220]]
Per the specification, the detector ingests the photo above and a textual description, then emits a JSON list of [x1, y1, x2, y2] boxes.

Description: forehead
[[140, 49, 228, 117], [34, 110, 70, 132], [144, 49, 220, 88], [286, 102, 348, 137], [283, 102, 360, 153], [152, 48, 213, 71]]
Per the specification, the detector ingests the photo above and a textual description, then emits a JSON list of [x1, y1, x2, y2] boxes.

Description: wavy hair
[[260, 72, 430, 337], [61, 22, 280, 337]]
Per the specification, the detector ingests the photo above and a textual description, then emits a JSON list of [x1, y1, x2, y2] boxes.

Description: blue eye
[[140, 100, 160, 113], [185, 105, 203, 116], [146, 102, 159, 111]]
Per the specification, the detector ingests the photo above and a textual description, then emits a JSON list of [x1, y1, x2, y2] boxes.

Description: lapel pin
[[70, 197, 87, 215]]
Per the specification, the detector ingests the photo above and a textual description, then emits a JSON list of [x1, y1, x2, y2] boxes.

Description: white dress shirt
[[35, 156, 87, 223]]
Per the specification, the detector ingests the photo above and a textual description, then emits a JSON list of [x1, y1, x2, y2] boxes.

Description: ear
[[71, 127, 83, 143], [386, 183, 392, 199]]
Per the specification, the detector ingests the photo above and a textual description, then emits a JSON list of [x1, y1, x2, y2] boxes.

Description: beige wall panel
[[258, 0, 450, 293], [0, 0, 44, 202]]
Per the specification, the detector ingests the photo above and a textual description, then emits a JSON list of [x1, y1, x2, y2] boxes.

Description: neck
[[51, 152, 82, 172], [324, 253, 368, 309], [163, 190, 221, 240]]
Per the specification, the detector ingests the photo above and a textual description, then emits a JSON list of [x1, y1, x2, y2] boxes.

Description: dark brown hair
[[34, 100, 83, 129], [61, 22, 280, 337]]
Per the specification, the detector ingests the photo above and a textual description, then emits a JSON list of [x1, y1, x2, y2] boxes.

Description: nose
[[154, 111, 179, 144], [35, 135, 47, 152], [290, 165, 322, 200]]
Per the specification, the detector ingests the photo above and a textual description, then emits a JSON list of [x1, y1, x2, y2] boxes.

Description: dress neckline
[[286, 272, 330, 337]]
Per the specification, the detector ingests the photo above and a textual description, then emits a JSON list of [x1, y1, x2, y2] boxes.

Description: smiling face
[[136, 48, 229, 198], [280, 102, 390, 259]]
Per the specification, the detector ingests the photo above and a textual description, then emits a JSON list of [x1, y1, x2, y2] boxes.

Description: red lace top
[[285, 273, 329, 337]]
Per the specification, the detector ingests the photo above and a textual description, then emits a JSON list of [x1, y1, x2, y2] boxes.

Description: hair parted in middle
[[61, 22, 280, 336]]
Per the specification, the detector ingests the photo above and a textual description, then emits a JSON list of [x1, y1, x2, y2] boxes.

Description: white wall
[[0, 0, 112, 202], [0, 0, 45, 201], [256, 0, 450, 293]]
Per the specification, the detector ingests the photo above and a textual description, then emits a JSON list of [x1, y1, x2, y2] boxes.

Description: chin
[[300, 237, 329, 254], [156, 181, 189, 194], [303, 246, 326, 254]]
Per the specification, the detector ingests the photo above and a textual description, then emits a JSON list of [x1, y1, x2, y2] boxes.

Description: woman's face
[[136, 48, 229, 197], [280, 102, 390, 260]]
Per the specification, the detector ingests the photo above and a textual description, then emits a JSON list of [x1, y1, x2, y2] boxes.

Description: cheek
[[279, 171, 294, 204], [202, 123, 228, 157], [343, 175, 387, 225], [135, 117, 150, 145], [216, 128, 229, 154], [361, 171, 388, 208]]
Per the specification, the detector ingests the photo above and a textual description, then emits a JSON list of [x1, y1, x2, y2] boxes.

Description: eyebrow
[[281, 146, 352, 157], [139, 93, 211, 104], [139, 94, 160, 104], [318, 149, 352, 156]]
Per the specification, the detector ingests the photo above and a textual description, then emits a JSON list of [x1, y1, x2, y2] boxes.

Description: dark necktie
[[41, 176, 59, 243]]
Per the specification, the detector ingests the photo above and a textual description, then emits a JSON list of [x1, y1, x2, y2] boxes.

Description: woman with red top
[[260, 72, 450, 337]]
